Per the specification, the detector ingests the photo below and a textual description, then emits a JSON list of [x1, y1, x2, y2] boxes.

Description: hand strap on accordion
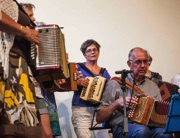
[[111, 77, 147, 96]]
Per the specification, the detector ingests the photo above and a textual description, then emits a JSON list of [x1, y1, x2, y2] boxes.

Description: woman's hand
[[77, 78, 89, 87], [76, 71, 83, 79]]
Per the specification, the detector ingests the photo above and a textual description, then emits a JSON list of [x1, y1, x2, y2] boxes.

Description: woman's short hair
[[80, 39, 101, 55]]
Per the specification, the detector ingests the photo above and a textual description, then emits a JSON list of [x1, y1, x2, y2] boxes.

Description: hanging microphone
[[115, 69, 133, 74]]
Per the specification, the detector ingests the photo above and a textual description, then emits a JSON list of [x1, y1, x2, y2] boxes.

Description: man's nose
[[32, 17, 36, 22], [140, 61, 146, 67]]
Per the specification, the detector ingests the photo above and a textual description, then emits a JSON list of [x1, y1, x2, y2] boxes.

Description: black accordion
[[29, 24, 77, 92]]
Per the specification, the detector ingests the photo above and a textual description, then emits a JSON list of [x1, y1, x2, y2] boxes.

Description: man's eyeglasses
[[129, 59, 149, 65], [85, 48, 98, 54]]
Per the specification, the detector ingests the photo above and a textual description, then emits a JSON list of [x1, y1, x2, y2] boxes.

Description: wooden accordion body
[[128, 96, 170, 127], [29, 24, 77, 92], [80, 76, 106, 103]]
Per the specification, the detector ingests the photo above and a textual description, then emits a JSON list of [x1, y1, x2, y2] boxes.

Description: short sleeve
[[97, 80, 121, 110]]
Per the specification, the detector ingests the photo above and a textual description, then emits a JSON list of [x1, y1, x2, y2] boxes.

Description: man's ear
[[127, 60, 131, 67]]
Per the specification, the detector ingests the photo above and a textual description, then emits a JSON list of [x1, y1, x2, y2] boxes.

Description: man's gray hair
[[20, 3, 35, 9], [128, 47, 146, 61]]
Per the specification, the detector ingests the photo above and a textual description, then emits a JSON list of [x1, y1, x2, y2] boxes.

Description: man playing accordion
[[96, 47, 172, 138]]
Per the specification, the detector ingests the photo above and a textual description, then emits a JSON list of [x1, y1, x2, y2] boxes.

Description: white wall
[[18, 0, 180, 138]]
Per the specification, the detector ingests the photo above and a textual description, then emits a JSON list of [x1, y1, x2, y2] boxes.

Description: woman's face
[[84, 44, 99, 61]]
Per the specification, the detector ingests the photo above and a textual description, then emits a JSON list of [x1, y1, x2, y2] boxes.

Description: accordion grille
[[36, 25, 62, 69]]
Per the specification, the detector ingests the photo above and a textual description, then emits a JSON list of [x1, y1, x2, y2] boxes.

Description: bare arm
[[96, 100, 119, 124], [96, 96, 138, 124], [0, 11, 40, 44], [40, 114, 53, 138]]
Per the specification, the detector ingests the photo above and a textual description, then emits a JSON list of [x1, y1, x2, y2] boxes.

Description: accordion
[[80, 76, 106, 103], [29, 24, 77, 92], [128, 96, 170, 127]]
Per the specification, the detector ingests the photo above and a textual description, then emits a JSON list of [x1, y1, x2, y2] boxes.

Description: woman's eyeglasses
[[85, 48, 98, 54]]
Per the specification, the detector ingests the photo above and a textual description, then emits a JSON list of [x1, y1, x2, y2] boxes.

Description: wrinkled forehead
[[131, 49, 147, 60], [24, 7, 34, 11]]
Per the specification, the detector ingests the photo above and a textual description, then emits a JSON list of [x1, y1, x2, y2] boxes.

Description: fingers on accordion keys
[[134, 95, 138, 100]]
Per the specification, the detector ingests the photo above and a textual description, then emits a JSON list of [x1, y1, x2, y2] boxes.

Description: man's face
[[24, 8, 36, 22], [127, 49, 148, 78]]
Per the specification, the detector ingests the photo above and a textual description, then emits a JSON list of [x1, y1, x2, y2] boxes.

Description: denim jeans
[[113, 123, 173, 138]]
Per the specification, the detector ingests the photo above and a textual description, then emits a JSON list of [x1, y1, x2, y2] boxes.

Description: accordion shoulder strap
[[77, 63, 105, 77], [111, 77, 146, 96], [99, 68, 105, 76]]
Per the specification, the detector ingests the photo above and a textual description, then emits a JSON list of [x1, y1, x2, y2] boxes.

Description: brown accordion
[[29, 24, 77, 92], [128, 96, 170, 127], [80, 76, 106, 103]]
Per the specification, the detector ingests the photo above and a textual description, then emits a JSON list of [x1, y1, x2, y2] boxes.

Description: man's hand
[[54, 79, 66, 89], [116, 96, 138, 109], [22, 26, 40, 44]]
